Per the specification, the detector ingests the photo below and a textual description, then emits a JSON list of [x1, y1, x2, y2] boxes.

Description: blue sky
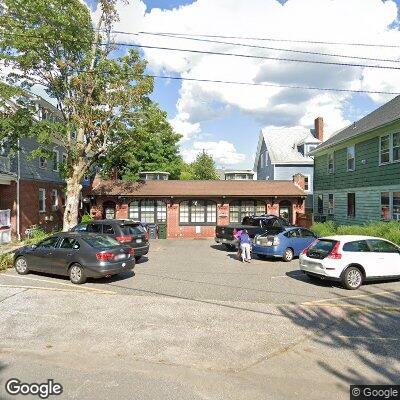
[[87, 0, 400, 169]]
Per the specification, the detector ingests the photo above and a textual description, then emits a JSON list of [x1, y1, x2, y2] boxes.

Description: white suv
[[299, 235, 400, 290]]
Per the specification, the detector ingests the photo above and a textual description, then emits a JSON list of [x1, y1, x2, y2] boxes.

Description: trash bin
[[157, 223, 167, 239], [147, 224, 158, 239]]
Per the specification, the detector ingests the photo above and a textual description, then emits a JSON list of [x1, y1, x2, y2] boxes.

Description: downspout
[[16, 139, 20, 241]]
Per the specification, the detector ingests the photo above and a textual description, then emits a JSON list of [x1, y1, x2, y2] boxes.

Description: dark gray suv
[[85, 220, 150, 261]]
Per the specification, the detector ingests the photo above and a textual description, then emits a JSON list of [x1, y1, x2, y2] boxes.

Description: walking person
[[239, 229, 251, 263]]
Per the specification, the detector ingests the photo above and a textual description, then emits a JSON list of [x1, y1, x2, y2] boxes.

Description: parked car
[[299, 235, 400, 290], [252, 227, 318, 262], [80, 219, 149, 261], [70, 222, 88, 232], [13, 232, 135, 284], [215, 215, 292, 250]]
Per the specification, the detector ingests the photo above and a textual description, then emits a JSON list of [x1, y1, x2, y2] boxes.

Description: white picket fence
[[0, 209, 11, 244]]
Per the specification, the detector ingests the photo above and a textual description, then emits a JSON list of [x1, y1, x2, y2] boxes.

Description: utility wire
[[1, 31, 400, 70], [148, 74, 400, 95]]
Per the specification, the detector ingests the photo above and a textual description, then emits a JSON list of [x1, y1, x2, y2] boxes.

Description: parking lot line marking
[[301, 287, 400, 306], [1, 274, 115, 295], [0, 283, 113, 295], [336, 335, 400, 341]]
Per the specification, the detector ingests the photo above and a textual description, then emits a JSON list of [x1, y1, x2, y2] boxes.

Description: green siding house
[[311, 96, 400, 225]]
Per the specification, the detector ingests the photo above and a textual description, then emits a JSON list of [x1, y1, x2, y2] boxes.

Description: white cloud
[[93, 0, 400, 146], [182, 140, 246, 166]]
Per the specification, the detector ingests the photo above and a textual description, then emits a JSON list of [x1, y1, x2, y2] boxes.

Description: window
[[39, 189, 46, 212], [304, 176, 309, 191], [380, 134, 390, 164], [393, 132, 400, 162], [38, 236, 59, 248], [381, 192, 390, 220], [328, 194, 334, 215], [128, 200, 167, 223], [286, 229, 301, 238], [317, 194, 323, 214], [39, 156, 47, 169], [70, 131, 77, 140], [87, 223, 102, 233], [393, 192, 400, 220], [82, 235, 120, 248], [51, 189, 58, 208], [327, 153, 334, 174], [62, 153, 67, 165], [179, 200, 217, 225], [299, 229, 316, 238], [368, 239, 399, 253], [52, 150, 59, 171], [59, 237, 79, 249], [102, 225, 115, 234], [343, 240, 370, 252], [347, 146, 355, 171], [347, 193, 355, 218], [229, 200, 266, 223]]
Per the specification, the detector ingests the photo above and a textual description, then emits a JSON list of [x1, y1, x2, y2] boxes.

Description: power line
[[2, 31, 400, 70]]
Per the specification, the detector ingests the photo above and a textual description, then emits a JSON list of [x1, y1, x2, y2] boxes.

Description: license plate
[[136, 239, 142, 244], [115, 254, 127, 261]]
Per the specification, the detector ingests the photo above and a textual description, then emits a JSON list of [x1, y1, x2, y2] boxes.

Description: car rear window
[[121, 224, 145, 236], [307, 239, 337, 259], [343, 240, 370, 252], [82, 235, 120, 248]]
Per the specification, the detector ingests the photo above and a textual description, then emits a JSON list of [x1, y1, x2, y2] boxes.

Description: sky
[[85, 0, 400, 169]]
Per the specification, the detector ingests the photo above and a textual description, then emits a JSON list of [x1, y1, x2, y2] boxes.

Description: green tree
[[103, 101, 184, 180], [0, 0, 153, 230], [188, 151, 219, 180]]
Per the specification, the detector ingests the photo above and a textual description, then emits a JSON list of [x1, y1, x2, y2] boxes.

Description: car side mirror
[[73, 244, 79, 250]]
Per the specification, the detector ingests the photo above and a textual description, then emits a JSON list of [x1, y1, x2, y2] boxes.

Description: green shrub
[[24, 227, 49, 245], [0, 253, 13, 271], [81, 214, 93, 223], [311, 221, 400, 245]]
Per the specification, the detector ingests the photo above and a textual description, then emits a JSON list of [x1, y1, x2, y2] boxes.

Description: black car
[[72, 220, 150, 261], [13, 232, 135, 284]]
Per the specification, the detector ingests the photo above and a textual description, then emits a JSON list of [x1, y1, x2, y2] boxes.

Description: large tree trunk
[[63, 168, 84, 232]]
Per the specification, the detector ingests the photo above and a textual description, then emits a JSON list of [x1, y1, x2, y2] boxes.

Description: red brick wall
[[90, 196, 305, 239], [0, 180, 65, 238]]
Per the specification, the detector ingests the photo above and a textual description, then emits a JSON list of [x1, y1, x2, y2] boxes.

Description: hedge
[[311, 221, 400, 245]]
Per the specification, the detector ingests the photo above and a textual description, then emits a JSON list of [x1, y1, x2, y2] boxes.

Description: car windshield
[[121, 224, 145, 236], [82, 235, 120, 248], [307, 239, 337, 257]]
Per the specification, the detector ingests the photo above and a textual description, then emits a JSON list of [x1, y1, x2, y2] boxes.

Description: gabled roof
[[311, 94, 400, 154], [253, 127, 320, 170], [92, 179, 305, 197]]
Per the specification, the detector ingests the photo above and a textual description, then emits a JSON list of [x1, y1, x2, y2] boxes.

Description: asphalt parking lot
[[1, 239, 400, 399]]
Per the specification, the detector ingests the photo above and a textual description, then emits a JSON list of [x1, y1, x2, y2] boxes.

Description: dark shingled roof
[[312, 95, 400, 153], [92, 179, 305, 197]]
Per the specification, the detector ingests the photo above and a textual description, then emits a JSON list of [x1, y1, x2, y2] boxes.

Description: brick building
[[90, 177, 306, 239]]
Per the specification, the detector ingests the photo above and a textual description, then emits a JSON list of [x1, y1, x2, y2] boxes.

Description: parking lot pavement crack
[[0, 288, 28, 305]]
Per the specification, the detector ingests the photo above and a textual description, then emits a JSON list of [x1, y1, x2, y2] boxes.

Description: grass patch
[[311, 221, 400, 245]]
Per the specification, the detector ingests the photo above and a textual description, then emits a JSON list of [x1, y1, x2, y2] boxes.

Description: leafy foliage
[[311, 221, 400, 245], [0, 253, 13, 271], [181, 151, 219, 180]]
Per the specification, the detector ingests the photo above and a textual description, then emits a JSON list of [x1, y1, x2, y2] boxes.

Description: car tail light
[[128, 248, 135, 256], [116, 235, 132, 243], [301, 239, 318, 255], [96, 252, 115, 261], [327, 241, 342, 259]]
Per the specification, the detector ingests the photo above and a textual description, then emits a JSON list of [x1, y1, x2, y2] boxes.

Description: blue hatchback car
[[252, 227, 318, 262]]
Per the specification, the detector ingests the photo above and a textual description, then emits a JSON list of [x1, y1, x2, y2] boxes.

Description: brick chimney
[[314, 117, 323, 141]]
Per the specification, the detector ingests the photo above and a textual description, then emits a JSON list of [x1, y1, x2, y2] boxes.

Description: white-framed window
[[394, 192, 400, 220], [39, 156, 47, 169], [380, 134, 390, 164], [51, 189, 58, 208], [179, 200, 217, 225], [393, 132, 400, 162], [52, 150, 59, 171], [327, 153, 334, 174], [304, 175, 310, 192], [39, 189, 46, 213], [347, 146, 355, 171], [328, 194, 334, 215]]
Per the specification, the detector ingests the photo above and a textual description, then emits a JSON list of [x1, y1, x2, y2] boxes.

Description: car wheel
[[282, 248, 294, 262], [69, 263, 86, 284], [135, 256, 142, 262], [342, 266, 363, 290], [15, 256, 29, 275]]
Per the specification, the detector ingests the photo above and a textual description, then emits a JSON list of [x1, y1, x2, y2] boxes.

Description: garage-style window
[[179, 200, 216, 225], [128, 200, 167, 223], [229, 200, 266, 223]]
